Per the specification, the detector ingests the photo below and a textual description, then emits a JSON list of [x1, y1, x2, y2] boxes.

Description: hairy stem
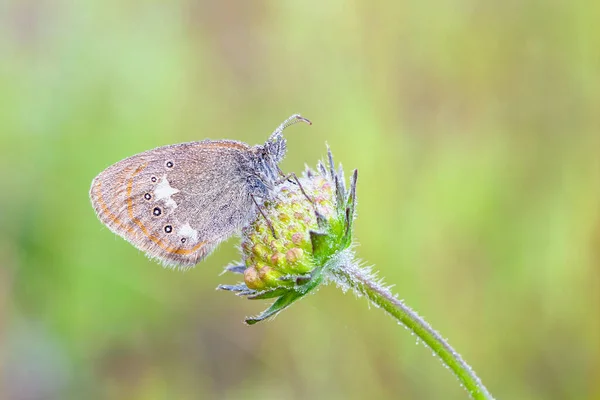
[[330, 262, 494, 400]]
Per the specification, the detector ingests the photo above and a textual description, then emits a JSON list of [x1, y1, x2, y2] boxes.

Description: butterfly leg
[[251, 194, 277, 239], [276, 167, 315, 206]]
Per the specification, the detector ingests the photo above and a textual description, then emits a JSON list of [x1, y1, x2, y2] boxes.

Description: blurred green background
[[1, 1, 599, 399]]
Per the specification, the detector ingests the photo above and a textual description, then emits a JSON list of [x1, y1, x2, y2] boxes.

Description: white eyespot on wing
[[178, 222, 199, 242], [155, 175, 179, 209]]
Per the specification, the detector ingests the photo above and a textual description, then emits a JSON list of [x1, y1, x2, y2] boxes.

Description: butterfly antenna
[[269, 114, 312, 142]]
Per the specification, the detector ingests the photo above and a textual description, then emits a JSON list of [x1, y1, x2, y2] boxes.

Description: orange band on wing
[[126, 164, 207, 255], [94, 180, 136, 236]]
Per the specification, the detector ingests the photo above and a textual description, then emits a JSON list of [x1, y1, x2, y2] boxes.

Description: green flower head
[[219, 148, 357, 324]]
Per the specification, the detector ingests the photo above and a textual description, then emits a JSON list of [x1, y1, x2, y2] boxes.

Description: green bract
[[219, 148, 357, 324]]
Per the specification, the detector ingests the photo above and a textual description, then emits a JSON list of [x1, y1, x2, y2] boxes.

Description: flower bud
[[220, 148, 358, 324], [240, 173, 336, 290]]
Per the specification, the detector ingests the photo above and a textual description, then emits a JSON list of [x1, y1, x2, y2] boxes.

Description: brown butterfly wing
[[90, 140, 256, 267]]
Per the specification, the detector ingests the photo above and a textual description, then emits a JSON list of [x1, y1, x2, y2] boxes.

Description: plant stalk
[[331, 262, 494, 400]]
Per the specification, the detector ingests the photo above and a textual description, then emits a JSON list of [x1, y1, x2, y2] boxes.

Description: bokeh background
[[1, 1, 599, 399]]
